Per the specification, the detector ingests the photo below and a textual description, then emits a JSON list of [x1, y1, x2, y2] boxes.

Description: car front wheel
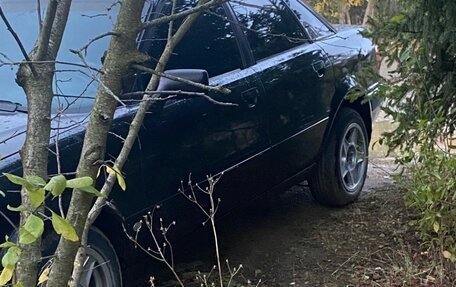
[[311, 107, 369, 206], [78, 227, 123, 287]]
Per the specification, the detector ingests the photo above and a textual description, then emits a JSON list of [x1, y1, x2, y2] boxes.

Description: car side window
[[140, 0, 242, 77], [230, 0, 309, 61], [286, 0, 334, 39]]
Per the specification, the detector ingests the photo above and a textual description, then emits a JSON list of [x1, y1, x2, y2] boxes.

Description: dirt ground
[[154, 120, 455, 287]]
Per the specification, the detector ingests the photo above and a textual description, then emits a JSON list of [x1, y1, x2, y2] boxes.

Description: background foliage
[[305, 0, 366, 24], [366, 0, 456, 260]]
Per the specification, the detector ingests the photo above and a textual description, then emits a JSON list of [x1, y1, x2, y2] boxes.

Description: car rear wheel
[[310, 107, 369, 206]]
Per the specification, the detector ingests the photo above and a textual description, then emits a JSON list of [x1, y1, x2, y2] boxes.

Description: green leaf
[[433, 221, 440, 233], [0, 265, 14, 285], [390, 14, 405, 24], [116, 172, 126, 191], [3, 173, 27, 186], [3, 173, 34, 191], [19, 214, 44, 245], [0, 241, 15, 249], [106, 166, 126, 191], [13, 283, 24, 287], [80, 186, 105, 198], [1, 246, 21, 268], [66, 177, 93, 189], [0, 191, 4, 198], [51, 212, 79, 242], [29, 188, 45, 208], [6, 205, 26, 212], [44, 175, 67, 197], [38, 266, 50, 285], [25, 175, 46, 187]]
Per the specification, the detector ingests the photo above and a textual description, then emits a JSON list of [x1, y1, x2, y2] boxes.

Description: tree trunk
[[70, 0, 212, 285], [15, 1, 72, 286], [16, 64, 53, 287], [338, 3, 351, 24], [45, 1, 147, 286], [363, 0, 376, 25]]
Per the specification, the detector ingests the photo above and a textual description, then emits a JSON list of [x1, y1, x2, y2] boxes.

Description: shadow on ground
[[146, 121, 454, 287]]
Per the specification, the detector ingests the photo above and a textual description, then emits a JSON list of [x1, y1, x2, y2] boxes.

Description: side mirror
[[157, 69, 209, 92]]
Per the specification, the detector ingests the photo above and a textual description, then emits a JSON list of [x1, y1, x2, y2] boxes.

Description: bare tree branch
[[35, 0, 59, 60], [0, 60, 102, 73], [0, 6, 36, 75], [141, 0, 225, 30], [69, 32, 120, 56], [37, 0, 43, 29], [122, 90, 237, 106]]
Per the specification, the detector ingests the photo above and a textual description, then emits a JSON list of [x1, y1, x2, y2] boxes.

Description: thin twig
[[54, 109, 65, 218], [122, 90, 237, 107], [167, 0, 177, 41], [0, 210, 18, 232], [69, 32, 120, 56], [331, 251, 360, 276], [141, 0, 226, 30], [0, 60, 102, 73], [0, 6, 37, 75]]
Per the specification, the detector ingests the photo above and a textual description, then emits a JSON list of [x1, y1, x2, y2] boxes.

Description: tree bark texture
[[363, 0, 376, 25], [15, 1, 72, 286], [45, 1, 148, 286], [338, 3, 351, 24]]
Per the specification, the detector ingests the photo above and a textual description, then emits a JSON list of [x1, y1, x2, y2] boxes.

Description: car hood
[[0, 106, 137, 165], [0, 111, 90, 163], [0, 112, 27, 160]]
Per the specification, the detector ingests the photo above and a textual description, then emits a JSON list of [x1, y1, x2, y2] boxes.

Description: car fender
[[319, 74, 375, 158]]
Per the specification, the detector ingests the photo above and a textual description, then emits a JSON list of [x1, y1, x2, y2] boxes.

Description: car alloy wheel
[[79, 245, 119, 287], [78, 227, 122, 287], [338, 122, 368, 193]]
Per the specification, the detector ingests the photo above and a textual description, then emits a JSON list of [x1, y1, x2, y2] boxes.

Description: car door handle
[[312, 60, 326, 78], [241, 88, 259, 108]]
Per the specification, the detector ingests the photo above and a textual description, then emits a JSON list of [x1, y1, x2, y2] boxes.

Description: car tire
[[77, 227, 123, 287], [2, 226, 122, 287], [41, 227, 123, 287], [310, 107, 369, 206]]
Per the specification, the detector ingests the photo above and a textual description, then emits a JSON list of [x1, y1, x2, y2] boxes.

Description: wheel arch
[[340, 97, 373, 142], [321, 82, 373, 155], [91, 204, 133, 265]]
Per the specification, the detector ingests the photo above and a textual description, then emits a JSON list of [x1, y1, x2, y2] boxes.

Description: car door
[[230, 0, 335, 186], [112, 0, 271, 222]]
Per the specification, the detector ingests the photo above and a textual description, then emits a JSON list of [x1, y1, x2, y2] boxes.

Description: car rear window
[[230, 0, 309, 61]]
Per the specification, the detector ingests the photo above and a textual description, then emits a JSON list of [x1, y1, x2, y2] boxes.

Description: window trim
[[289, 0, 336, 41], [221, 3, 256, 68]]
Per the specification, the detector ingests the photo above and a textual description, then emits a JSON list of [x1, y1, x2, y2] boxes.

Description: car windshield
[[0, 0, 120, 113]]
